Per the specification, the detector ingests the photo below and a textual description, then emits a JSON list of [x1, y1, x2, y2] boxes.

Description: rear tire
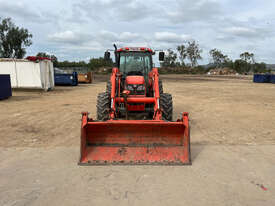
[[160, 93, 173, 121], [96, 92, 110, 121]]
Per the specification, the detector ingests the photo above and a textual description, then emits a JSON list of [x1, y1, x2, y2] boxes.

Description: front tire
[[96, 92, 110, 121], [160, 93, 173, 121], [159, 80, 163, 94], [106, 81, 111, 95]]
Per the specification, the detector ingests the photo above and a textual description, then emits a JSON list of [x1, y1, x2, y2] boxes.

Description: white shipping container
[[0, 58, 54, 91]]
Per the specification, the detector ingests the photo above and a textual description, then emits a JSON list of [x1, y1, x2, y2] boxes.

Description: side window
[[120, 55, 126, 73], [144, 56, 150, 73]]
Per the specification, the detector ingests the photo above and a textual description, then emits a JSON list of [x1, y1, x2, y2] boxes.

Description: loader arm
[[150, 68, 162, 120], [109, 67, 119, 119]]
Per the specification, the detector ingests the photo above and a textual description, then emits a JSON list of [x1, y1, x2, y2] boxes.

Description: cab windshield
[[119, 52, 152, 75]]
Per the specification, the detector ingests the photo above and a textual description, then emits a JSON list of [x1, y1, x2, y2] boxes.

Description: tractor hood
[[126, 76, 145, 85]]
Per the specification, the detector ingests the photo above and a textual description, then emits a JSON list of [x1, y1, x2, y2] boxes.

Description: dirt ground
[[0, 74, 275, 205]]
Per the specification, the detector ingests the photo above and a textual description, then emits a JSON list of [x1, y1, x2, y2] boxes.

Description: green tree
[[237, 52, 255, 73], [253, 62, 267, 73], [233, 59, 248, 74], [240, 52, 255, 64], [89, 57, 113, 70], [209, 48, 230, 68], [56, 60, 90, 68], [177, 45, 187, 66], [0, 17, 32, 58], [223, 59, 234, 69], [186, 40, 202, 68], [161, 49, 178, 67]]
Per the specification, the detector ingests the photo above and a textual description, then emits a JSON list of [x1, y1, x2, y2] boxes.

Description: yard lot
[[0, 75, 275, 206]]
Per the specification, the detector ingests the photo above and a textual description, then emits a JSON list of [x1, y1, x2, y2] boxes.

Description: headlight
[[127, 84, 134, 91], [127, 84, 145, 92], [137, 84, 145, 91]]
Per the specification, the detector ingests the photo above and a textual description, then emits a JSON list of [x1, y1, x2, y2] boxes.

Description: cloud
[[73, 0, 221, 24], [223, 26, 272, 39], [48, 31, 92, 45], [0, 1, 41, 21], [0, 1, 58, 24], [73, 0, 153, 22], [46, 30, 196, 60], [48, 30, 145, 46], [115, 0, 152, 21], [155, 32, 191, 43], [119, 32, 141, 42], [97, 30, 118, 42], [165, 0, 222, 23]]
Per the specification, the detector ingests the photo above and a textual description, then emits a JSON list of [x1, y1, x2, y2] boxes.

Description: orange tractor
[[79, 45, 191, 165]]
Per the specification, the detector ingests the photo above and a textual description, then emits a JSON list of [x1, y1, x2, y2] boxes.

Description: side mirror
[[104, 51, 110, 60], [159, 52, 165, 61]]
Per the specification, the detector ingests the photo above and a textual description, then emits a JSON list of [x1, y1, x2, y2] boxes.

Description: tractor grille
[[127, 84, 145, 95]]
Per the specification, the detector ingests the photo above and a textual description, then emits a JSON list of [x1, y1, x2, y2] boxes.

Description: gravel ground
[[0, 74, 274, 205]]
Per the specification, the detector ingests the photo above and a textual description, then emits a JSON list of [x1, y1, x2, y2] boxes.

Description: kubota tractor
[[79, 45, 191, 165]]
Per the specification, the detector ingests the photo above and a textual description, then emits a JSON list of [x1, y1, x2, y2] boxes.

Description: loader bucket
[[79, 112, 191, 165]]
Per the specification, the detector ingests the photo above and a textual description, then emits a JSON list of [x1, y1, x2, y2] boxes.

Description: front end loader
[[79, 46, 191, 165]]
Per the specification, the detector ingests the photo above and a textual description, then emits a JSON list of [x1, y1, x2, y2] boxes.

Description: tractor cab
[[117, 47, 153, 77], [104, 47, 164, 96], [117, 48, 153, 96]]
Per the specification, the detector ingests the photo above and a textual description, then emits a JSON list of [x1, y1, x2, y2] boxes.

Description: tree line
[[162, 41, 203, 68], [36, 52, 113, 70], [0, 17, 270, 74], [207, 49, 267, 74], [162, 41, 268, 74]]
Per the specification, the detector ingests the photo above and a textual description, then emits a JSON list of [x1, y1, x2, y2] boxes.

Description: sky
[[1, 0, 275, 64]]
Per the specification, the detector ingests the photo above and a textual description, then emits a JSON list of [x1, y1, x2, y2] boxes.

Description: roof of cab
[[117, 47, 153, 52]]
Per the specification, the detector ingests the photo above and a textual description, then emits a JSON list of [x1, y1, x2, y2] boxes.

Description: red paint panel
[[85, 122, 184, 146], [127, 104, 145, 111], [115, 97, 155, 103], [126, 76, 145, 85], [116, 47, 153, 53]]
